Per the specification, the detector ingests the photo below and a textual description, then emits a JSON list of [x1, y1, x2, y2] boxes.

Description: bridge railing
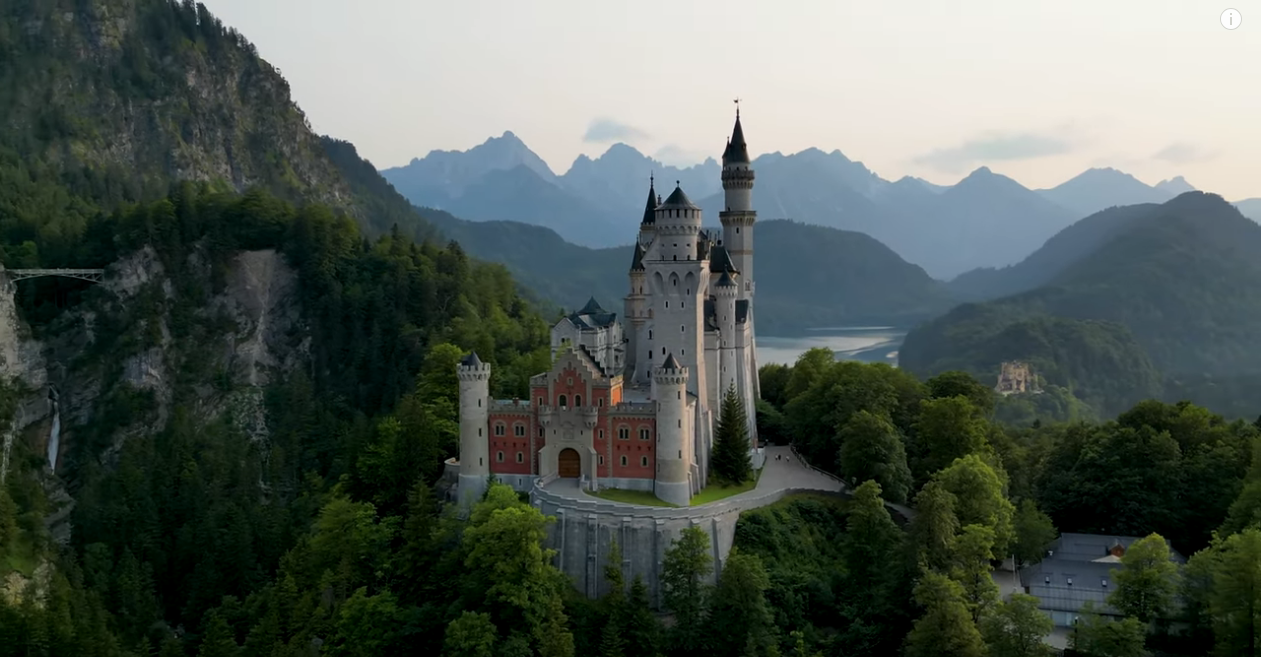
[[1, 269, 106, 284]]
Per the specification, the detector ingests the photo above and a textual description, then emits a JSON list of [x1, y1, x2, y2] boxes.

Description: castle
[[454, 110, 761, 507]]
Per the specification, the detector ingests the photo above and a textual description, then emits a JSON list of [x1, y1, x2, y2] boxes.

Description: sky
[[201, 0, 1261, 200]]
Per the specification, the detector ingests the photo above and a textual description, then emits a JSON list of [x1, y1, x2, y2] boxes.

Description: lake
[[756, 326, 907, 367]]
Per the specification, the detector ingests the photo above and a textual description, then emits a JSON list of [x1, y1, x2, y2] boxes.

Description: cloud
[[583, 118, 648, 143], [913, 129, 1076, 173], [1152, 142, 1216, 165]]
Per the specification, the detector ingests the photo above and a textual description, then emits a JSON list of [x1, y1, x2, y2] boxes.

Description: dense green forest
[[902, 192, 1261, 421]]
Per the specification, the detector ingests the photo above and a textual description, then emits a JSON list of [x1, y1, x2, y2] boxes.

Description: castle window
[[736, 227, 740, 233], [494, 423, 506, 436], [640, 428, 651, 441], [514, 424, 526, 437], [678, 450, 682, 458], [599, 455, 604, 465], [567, 378, 573, 385], [559, 394, 568, 408], [478, 428, 482, 437], [678, 391, 681, 400], [673, 256, 677, 261], [599, 429, 604, 439], [681, 348, 685, 356], [681, 301, 685, 308], [480, 458, 483, 466], [649, 330, 653, 340], [538, 427, 544, 437], [618, 427, 630, 440], [681, 324, 685, 333], [647, 351, 652, 359], [678, 420, 682, 428], [496, 451, 504, 462], [662, 347, 666, 355], [598, 398, 604, 407], [516, 451, 524, 463], [641, 456, 649, 467], [538, 397, 544, 406], [478, 399, 481, 407], [620, 456, 628, 466], [574, 395, 582, 407], [665, 301, 669, 308]]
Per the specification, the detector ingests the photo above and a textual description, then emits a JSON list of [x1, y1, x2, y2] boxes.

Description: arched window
[[559, 394, 568, 408], [516, 451, 524, 463], [574, 394, 582, 407], [641, 456, 649, 467], [494, 423, 506, 436], [620, 455, 628, 466], [496, 451, 504, 462]]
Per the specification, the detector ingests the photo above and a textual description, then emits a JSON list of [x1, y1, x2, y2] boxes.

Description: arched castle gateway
[[453, 108, 762, 507]]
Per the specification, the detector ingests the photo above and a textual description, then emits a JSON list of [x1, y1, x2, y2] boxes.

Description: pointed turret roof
[[722, 110, 750, 165], [708, 244, 738, 274], [715, 271, 737, 288], [579, 296, 604, 314], [461, 351, 483, 367], [641, 175, 658, 225], [659, 183, 699, 210], [630, 242, 646, 272], [661, 352, 681, 370]]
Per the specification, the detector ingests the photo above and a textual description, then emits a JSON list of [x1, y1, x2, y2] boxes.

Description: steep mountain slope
[[420, 212, 956, 334], [1036, 168, 1181, 217], [1236, 198, 1261, 222], [381, 130, 558, 201], [879, 167, 1078, 278], [0, 0, 426, 246], [902, 192, 1261, 412], [947, 203, 1160, 301]]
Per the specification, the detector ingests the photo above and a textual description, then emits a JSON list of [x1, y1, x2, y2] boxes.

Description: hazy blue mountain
[[378, 131, 1223, 278], [1155, 175, 1197, 196], [1035, 167, 1180, 217], [1234, 198, 1261, 222], [420, 210, 955, 334], [877, 167, 1078, 279], [560, 143, 721, 219], [382, 131, 556, 202]]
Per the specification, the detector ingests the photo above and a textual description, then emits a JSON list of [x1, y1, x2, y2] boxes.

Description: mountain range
[[382, 135, 1261, 279]]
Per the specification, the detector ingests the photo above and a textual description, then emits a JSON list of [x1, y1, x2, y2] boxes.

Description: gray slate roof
[[460, 351, 483, 367], [659, 184, 699, 210], [567, 297, 618, 329], [661, 353, 681, 370], [1018, 533, 1186, 617], [723, 113, 751, 164], [709, 244, 738, 274], [641, 177, 658, 225], [630, 242, 646, 272]]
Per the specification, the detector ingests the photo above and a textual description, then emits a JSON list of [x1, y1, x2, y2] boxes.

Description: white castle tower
[[457, 352, 491, 505], [720, 106, 756, 300], [653, 353, 693, 506]]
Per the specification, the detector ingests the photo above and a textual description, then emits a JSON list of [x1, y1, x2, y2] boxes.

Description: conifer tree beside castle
[[712, 383, 753, 485]]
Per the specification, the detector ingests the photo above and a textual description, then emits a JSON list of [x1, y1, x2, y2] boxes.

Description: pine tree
[[711, 383, 753, 485]]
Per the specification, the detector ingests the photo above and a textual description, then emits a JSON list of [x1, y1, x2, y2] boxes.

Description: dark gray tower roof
[[708, 244, 738, 274], [722, 111, 751, 165], [661, 352, 681, 370], [659, 184, 700, 210], [715, 271, 737, 288], [579, 296, 605, 314], [630, 242, 646, 272], [461, 351, 483, 367], [641, 176, 658, 225]]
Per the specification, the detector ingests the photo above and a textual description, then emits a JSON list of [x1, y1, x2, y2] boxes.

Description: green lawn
[[588, 488, 677, 507], [690, 476, 758, 506]]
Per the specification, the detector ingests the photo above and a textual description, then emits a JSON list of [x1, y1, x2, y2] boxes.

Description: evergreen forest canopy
[[3, 1, 1261, 657]]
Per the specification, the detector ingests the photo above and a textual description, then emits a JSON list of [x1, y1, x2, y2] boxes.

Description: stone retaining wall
[[530, 474, 848, 606]]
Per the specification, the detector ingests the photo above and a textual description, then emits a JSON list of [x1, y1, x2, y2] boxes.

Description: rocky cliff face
[[0, 247, 305, 541], [1, 0, 351, 209]]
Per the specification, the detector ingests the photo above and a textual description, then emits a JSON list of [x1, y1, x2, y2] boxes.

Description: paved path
[[739, 445, 844, 500]]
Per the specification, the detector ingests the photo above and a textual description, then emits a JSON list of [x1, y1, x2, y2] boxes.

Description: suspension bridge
[[0, 268, 106, 291]]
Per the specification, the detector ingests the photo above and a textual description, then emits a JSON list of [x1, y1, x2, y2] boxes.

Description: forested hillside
[[902, 192, 1261, 419], [422, 213, 956, 333]]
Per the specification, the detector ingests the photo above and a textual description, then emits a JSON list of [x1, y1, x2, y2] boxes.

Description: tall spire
[[641, 174, 657, 225], [723, 102, 750, 165]]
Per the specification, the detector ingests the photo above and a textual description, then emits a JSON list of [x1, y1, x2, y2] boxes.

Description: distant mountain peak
[[1155, 176, 1196, 195]]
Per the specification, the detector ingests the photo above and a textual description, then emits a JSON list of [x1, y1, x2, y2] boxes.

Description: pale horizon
[[201, 0, 1261, 200]]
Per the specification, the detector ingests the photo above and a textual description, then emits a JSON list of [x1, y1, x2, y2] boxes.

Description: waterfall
[[0, 419, 11, 484], [47, 387, 60, 472]]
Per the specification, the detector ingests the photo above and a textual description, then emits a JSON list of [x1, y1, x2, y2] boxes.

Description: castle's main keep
[[455, 110, 761, 507]]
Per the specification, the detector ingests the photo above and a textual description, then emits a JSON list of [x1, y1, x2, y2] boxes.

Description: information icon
[[1222, 8, 1241, 30]]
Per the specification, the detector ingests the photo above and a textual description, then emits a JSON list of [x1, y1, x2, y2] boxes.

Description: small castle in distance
[[453, 108, 762, 507], [995, 360, 1041, 396]]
